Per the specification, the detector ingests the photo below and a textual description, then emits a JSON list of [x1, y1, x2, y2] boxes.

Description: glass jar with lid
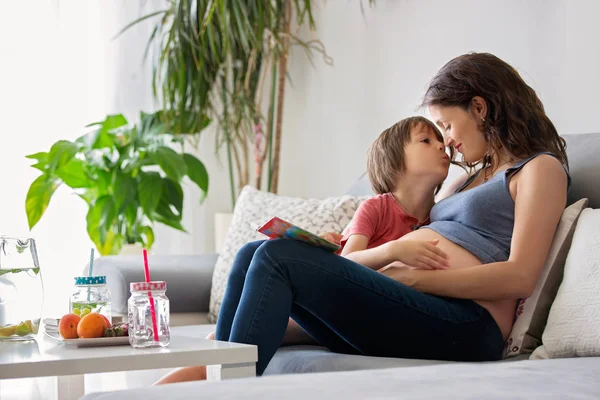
[[70, 276, 111, 321], [128, 281, 170, 348]]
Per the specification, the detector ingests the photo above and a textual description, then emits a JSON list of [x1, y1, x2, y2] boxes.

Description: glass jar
[[70, 276, 112, 321], [128, 281, 170, 348], [0, 236, 43, 341]]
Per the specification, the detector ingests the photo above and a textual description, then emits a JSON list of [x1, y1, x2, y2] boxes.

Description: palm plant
[[121, 0, 374, 208]]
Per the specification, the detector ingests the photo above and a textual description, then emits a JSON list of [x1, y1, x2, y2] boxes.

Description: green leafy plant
[[25, 113, 209, 255]]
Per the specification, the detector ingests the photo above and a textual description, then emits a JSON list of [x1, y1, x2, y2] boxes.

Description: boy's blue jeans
[[215, 239, 504, 375]]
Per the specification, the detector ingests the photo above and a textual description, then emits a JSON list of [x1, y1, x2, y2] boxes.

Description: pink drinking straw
[[143, 249, 160, 342]]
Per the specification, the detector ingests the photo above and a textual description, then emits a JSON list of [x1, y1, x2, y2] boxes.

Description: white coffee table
[[0, 325, 257, 400]]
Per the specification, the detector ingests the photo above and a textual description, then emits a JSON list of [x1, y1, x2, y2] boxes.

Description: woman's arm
[[384, 155, 568, 300]]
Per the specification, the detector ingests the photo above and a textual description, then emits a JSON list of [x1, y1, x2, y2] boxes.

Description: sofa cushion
[[208, 186, 366, 322], [504, 198, 588, 358], [540, 207, 600, 358], [264, 345, 451, 375]]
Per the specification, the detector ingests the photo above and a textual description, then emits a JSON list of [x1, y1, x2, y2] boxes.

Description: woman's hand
[[378, 264, 421, 287], [387, 239, 450, 269]]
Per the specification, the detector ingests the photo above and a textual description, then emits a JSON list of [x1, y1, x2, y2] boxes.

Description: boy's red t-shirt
[[341, 193, 429, 250]]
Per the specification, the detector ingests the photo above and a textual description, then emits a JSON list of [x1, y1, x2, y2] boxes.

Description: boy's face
[[401, 123, 450, 185]]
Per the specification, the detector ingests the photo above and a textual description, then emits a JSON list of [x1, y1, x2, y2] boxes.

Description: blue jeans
[[215, 239, 504, 375]]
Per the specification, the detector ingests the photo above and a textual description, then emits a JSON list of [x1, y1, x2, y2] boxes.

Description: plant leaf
[[151, 146, 187, 182], [112, 9, 168, 40], [183, 153, 209, 202], [93, 115, 127, 149], [26, 152, 49, 172], [94, 230, 124, 256], [55, 158, 90, 188], [152, 183, 185, 232], [154, 213, 186, 232], [114, 173, 136, 212], [25, 175, 60, 230], [47, 140, 78, 172], [138, 172, 163, 215], [86, 196, 117, 245], [124, 203, 138, 228], [162, 178, 183, 215], [140, 225, 155, 249]]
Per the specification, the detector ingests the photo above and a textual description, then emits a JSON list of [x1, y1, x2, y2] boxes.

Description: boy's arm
[[343, 237, 396, 270], [340, 234, 369, 256]]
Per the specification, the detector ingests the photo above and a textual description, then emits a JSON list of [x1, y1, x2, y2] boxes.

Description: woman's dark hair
[[421, 52, 568, 170]]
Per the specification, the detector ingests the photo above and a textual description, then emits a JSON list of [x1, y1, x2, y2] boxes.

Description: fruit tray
[[44, 330, 130, 347]]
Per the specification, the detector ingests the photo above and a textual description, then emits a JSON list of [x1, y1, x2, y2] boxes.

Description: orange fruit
[[59, 313, 81, 339], [77, 313, 107, 338], [100, 314, 111, 329]]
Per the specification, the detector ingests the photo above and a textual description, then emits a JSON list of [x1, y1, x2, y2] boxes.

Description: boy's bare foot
[[153, 331, 216, 385]]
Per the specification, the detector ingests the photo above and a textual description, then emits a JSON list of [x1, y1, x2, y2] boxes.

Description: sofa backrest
[[346, 133, 600, 208], [563, 133, 600, 208]]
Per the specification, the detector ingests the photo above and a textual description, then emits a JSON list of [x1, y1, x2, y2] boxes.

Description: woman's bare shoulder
[[516, 154, 568, 187]]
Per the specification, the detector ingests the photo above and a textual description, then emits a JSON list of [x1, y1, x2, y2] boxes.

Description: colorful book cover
[[256, 216, 341, 253]]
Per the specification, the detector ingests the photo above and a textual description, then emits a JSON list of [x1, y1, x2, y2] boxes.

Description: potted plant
[[24, 112, 209, 255]]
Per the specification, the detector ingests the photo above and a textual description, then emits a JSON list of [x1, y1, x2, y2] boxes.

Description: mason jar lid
[[75, 276, 106, 285], [130, 281, 167, 292]]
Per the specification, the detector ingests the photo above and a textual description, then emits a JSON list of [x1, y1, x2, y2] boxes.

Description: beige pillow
[[208, 186, 366, 323], [540, 207, 600, 358], [504, 198, 588, 358]]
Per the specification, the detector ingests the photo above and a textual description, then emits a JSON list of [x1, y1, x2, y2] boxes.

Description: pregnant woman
[[157, 52, 569, 383]]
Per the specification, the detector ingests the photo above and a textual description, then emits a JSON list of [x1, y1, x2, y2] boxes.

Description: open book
[[256, 216, 341, 253]]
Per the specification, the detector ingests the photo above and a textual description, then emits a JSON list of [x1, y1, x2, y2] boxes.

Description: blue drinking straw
[[89, 248, 95, 277], [87, 248, 95, 302]]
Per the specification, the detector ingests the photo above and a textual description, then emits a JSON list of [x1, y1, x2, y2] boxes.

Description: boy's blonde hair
[[367, 116, 444, 194]]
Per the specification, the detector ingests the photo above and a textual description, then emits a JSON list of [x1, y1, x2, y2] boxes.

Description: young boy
[[340, 116, 451, 270]]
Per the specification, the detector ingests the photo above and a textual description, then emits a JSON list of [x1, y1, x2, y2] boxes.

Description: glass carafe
[[0, 236, 44, 341]]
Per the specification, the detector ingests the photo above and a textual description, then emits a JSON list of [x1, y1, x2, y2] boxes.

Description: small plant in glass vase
[[24, 112, 209, 255]]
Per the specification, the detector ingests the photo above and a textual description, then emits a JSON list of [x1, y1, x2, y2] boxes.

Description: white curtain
[[0, 3, 171, 397], [0, 0, 160, 323]]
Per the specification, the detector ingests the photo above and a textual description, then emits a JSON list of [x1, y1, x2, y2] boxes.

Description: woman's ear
[[471, 96, 488, 121]]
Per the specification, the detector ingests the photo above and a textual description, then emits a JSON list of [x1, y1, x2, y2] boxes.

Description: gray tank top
[[425, 152, 570, 264]]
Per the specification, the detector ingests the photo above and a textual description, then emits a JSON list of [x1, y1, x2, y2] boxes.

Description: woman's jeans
[[215, 239, 504, 375]]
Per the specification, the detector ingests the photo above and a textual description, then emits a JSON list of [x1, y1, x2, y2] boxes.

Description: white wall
[[275, 0, 600, 200]]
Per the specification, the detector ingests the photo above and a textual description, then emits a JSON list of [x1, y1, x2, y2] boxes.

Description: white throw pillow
[[208, 186, 366, 323], [541, 208, 600, 358]]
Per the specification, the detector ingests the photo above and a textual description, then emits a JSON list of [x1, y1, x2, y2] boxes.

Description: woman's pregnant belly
[[400, 228, 516, 340]]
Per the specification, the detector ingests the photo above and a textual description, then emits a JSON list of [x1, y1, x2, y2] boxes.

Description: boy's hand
[[319, 232, 343, 245], [390, 239, 449, 269]]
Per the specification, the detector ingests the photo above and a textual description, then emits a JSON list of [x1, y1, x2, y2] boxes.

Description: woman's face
[[428, 104, 488, 164]]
